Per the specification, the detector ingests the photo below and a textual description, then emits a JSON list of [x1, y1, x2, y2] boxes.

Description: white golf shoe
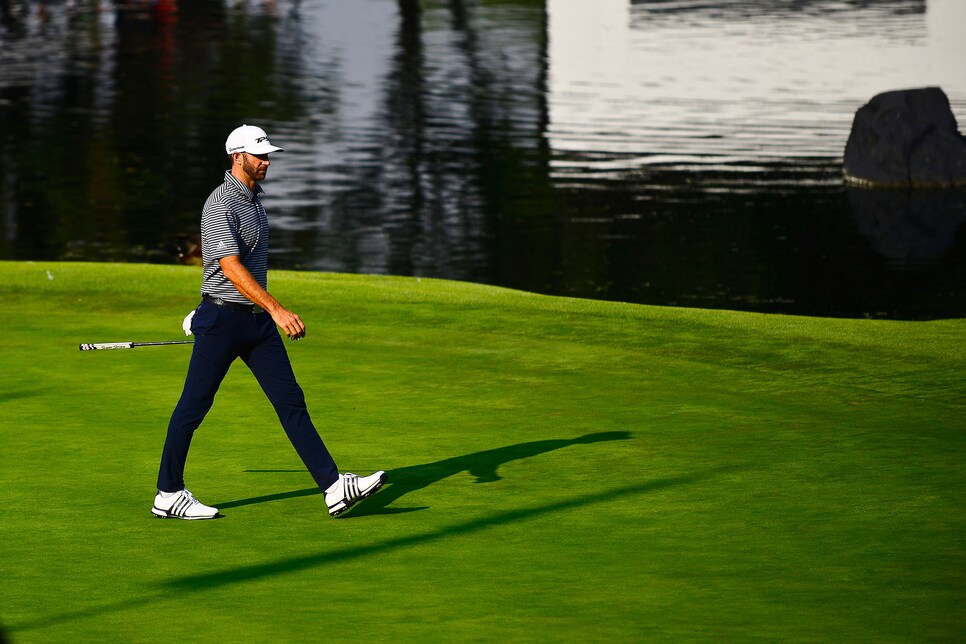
[[152, 488, 219, 520], [325, 471, 387, 517]]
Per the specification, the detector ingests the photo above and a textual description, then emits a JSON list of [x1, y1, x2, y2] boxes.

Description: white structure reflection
[[547, 0, 966, 175]]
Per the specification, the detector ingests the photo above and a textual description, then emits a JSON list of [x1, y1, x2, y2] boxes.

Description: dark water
[[1, 0, 965, 319]]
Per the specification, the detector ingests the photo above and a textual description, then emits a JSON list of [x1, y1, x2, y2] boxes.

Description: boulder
[[843, 87, 966, 188]]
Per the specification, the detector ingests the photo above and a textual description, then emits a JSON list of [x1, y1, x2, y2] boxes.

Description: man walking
[[152, 124, 385, 520]]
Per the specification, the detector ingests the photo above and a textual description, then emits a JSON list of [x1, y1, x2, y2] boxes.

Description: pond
[[1, 0, 964, 319]]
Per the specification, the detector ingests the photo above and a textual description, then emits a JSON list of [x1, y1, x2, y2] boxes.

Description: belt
[[202, 294, 265, 314]]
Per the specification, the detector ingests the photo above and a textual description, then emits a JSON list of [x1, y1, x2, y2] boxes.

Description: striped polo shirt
[[199, 171, 270, 303]]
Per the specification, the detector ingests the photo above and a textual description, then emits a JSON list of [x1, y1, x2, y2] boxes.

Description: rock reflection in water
[[848, 188, 966, 263]]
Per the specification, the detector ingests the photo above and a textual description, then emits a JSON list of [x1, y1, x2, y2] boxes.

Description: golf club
[[79, 340, 195, 351]]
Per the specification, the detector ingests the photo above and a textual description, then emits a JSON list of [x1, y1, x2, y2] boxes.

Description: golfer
[[152, 124, 385, 520]]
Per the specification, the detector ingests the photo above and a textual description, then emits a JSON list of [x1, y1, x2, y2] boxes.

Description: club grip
[[79, 342, 134, 351]]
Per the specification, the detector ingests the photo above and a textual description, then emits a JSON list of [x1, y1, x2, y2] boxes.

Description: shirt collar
[[223, 170, 265, 202]]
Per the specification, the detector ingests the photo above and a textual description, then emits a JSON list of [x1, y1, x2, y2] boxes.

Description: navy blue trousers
[[157, 301, 340, 493]]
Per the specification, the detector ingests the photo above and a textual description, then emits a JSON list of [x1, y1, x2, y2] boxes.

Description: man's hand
[[271, 306, 306, 340], [218, 255, 306, 340]]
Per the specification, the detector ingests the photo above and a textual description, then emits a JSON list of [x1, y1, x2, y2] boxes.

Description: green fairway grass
[[2, 260, 964, 642]]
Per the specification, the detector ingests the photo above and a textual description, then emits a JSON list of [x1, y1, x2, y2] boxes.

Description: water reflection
[[0, 0, 964, 319], [549, 0, 960, 174], [848, 188, 966, 262]]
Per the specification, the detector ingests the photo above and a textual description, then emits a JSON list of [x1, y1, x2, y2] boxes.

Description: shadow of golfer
[[348, 430, 633, 517], [217, 431, 632, 514]]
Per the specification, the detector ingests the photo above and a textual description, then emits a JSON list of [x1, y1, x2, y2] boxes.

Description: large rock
[[843, 87, 966, 188]]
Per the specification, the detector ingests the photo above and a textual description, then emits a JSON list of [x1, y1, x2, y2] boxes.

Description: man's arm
[[218, 255, 306, 340]]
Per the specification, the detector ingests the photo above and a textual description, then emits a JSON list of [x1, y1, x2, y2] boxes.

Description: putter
[[79, 340, 195, 351]]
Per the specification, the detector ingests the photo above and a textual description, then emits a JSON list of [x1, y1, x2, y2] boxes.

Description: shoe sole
[[328, 472, 387, 517], [151, 507, 219, 520]]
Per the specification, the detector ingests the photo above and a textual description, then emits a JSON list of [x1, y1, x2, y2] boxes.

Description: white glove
[[182, 310, 196, 336]]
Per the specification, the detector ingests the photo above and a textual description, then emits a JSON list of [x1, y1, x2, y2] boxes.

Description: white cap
[[225, 124, 284, 155]]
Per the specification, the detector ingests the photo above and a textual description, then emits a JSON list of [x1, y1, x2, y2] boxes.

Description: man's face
[[240, 152, 270, 182]]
